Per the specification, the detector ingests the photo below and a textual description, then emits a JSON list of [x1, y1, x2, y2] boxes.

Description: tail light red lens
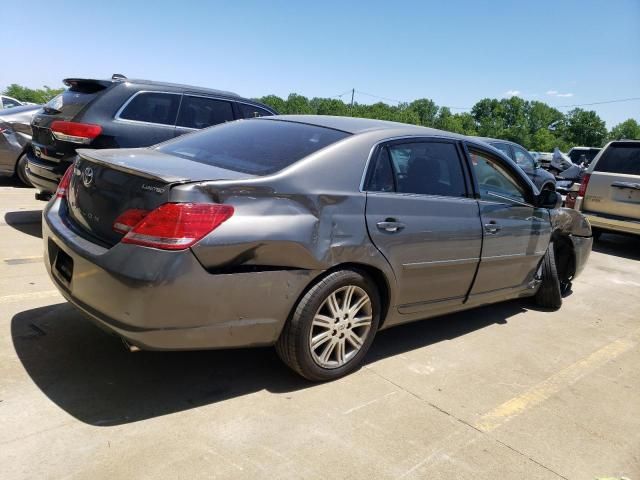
[[121, 203, 234, 250], [577, 173, 591, 197], [56, 165, 75, 198], [51, 121, 102, 144]]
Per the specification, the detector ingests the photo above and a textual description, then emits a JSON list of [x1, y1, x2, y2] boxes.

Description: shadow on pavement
[[12, 300, 525, 426], [593, 232, 640, 261], [0, 176, 31, 188], [3, 210, 42, 238]]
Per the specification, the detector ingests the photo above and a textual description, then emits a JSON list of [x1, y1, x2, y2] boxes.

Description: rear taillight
[[51, 121, 102, 144], [56, 166, 75, 198], [120, 203, 234, 250], [577, 173, 591, 197]]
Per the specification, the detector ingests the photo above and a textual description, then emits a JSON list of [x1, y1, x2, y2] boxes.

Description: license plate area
[[54, 248, 74, 285]]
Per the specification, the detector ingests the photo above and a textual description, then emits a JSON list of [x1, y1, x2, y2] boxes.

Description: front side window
[[512, 146, 535, 171], [119, 92, 181, 126], [157, 119, 350, 175], [368, 141, 467, 197], [469, 149, 526, 203], [238, 103, 273, 118], [177, 96, 234, 129]]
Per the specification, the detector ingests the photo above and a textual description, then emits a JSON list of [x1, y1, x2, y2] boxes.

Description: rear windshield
[[594, 144, 640, 175], [43, 87, 103, 117], [157, 119, 350, 175]]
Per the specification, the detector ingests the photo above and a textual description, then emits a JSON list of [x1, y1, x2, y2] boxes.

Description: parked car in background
[[473, 137, 556, 191], [0, 105, 41, 185], [573, 140, 640, 239], [27, 75, 277, 199], [567, 146, 601, 167], [1, 95, 24, 110], [43, 116, 592, 381]]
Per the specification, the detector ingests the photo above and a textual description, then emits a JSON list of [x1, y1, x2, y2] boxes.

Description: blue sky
[[2, 0, 638, 127]]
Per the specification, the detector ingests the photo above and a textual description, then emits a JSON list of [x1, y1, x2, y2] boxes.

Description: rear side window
[[157, 119, 350, 175], [368, 142, 467, 197], [177, 96, 234, 129], [119, 92, 181, 126], [2, 97, 21, 108], [593, 144, 640, 175], [238, 103, 273, 118]]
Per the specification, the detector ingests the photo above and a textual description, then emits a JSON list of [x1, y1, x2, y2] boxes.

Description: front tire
[[534, 241, 562, 310], [15, 153, 33, 187], [276, 269, 381, 381]]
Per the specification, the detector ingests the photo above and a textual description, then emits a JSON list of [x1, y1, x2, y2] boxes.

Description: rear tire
[[534, 241, 563, 310], [276, 269, 380, 381], [15, 153, 33, 187]]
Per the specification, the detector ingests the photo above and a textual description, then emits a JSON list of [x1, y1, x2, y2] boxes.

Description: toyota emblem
[[82, 167, 94, 187]]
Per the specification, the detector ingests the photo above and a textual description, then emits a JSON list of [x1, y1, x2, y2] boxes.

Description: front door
[[466, 147, 551, 298], [364, 139, 483, 316]]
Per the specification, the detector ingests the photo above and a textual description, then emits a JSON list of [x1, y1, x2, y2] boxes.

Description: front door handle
[[377, 219, 405, 233], [484, 221, 502, 234]]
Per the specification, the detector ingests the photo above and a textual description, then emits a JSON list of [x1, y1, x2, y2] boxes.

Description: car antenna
[[112, 73, 127, 81]]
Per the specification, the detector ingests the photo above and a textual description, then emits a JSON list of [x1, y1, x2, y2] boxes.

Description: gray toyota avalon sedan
[[43, 115, 592, 381]]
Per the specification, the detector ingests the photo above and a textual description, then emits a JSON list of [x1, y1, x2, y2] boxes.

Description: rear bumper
[[43, 199, 319, 350], [26, 149, 69, 194], [578, 205, 640, 236]]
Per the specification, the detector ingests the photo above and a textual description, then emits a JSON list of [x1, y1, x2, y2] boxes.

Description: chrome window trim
[[358, 134, 470, 195], [113, 90, 183, 128]]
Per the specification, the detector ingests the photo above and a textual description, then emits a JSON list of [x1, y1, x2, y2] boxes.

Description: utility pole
[[350, 88, 355, 114]]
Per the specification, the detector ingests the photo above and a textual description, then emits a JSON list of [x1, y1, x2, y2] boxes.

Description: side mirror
[[537, 189, 562, 209]]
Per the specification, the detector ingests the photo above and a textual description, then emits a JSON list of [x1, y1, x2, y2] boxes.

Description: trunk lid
[[583, 142, 640, 220], [67, 148, 255, 246]]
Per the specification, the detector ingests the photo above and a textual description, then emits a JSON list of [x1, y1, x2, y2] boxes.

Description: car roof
[[471, 136, 524, 148], [64, 77, 241, 100], [261, 115, 467, 138]]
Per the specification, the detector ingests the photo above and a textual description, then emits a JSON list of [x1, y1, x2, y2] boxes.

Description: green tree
[[609, 118, 640, 140], [285, 93, 314, 114], [562, 108, 608, 147], [256, 95, 287, 114], [408, 98, 439, 127], [2, 84, 64, 104]]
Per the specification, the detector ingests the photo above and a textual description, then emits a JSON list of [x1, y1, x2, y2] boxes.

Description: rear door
[[114, 91, 181, 147], [465, 146, 551, 297], [364, 139, 482, 315], [174, 95, 236, 137], [583, 142, 640, 220]]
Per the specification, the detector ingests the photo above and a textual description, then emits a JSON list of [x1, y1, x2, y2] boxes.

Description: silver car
[[43, 116, 593, 381]]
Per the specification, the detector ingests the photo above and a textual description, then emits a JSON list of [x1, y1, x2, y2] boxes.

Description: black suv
[[27, 75, 276, 198]]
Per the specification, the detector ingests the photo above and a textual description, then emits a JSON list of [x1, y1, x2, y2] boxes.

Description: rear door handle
[[377, 220, 405, 233], [484, 221, 501, 234]]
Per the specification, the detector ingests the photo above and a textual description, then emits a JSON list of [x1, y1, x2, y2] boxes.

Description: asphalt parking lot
[[1, 177, 638, 480]]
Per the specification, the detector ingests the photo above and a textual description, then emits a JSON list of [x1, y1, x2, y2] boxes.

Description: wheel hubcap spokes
[[310, 285, 372, 369]]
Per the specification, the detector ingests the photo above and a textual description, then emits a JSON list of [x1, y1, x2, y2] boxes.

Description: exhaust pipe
[[121, 337, 141, 353]]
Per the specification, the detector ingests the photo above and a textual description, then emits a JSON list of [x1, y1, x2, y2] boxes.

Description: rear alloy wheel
[[276, 270, 380, 381], [15, 153, 33, 187], [534, 241, 562, 310]]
